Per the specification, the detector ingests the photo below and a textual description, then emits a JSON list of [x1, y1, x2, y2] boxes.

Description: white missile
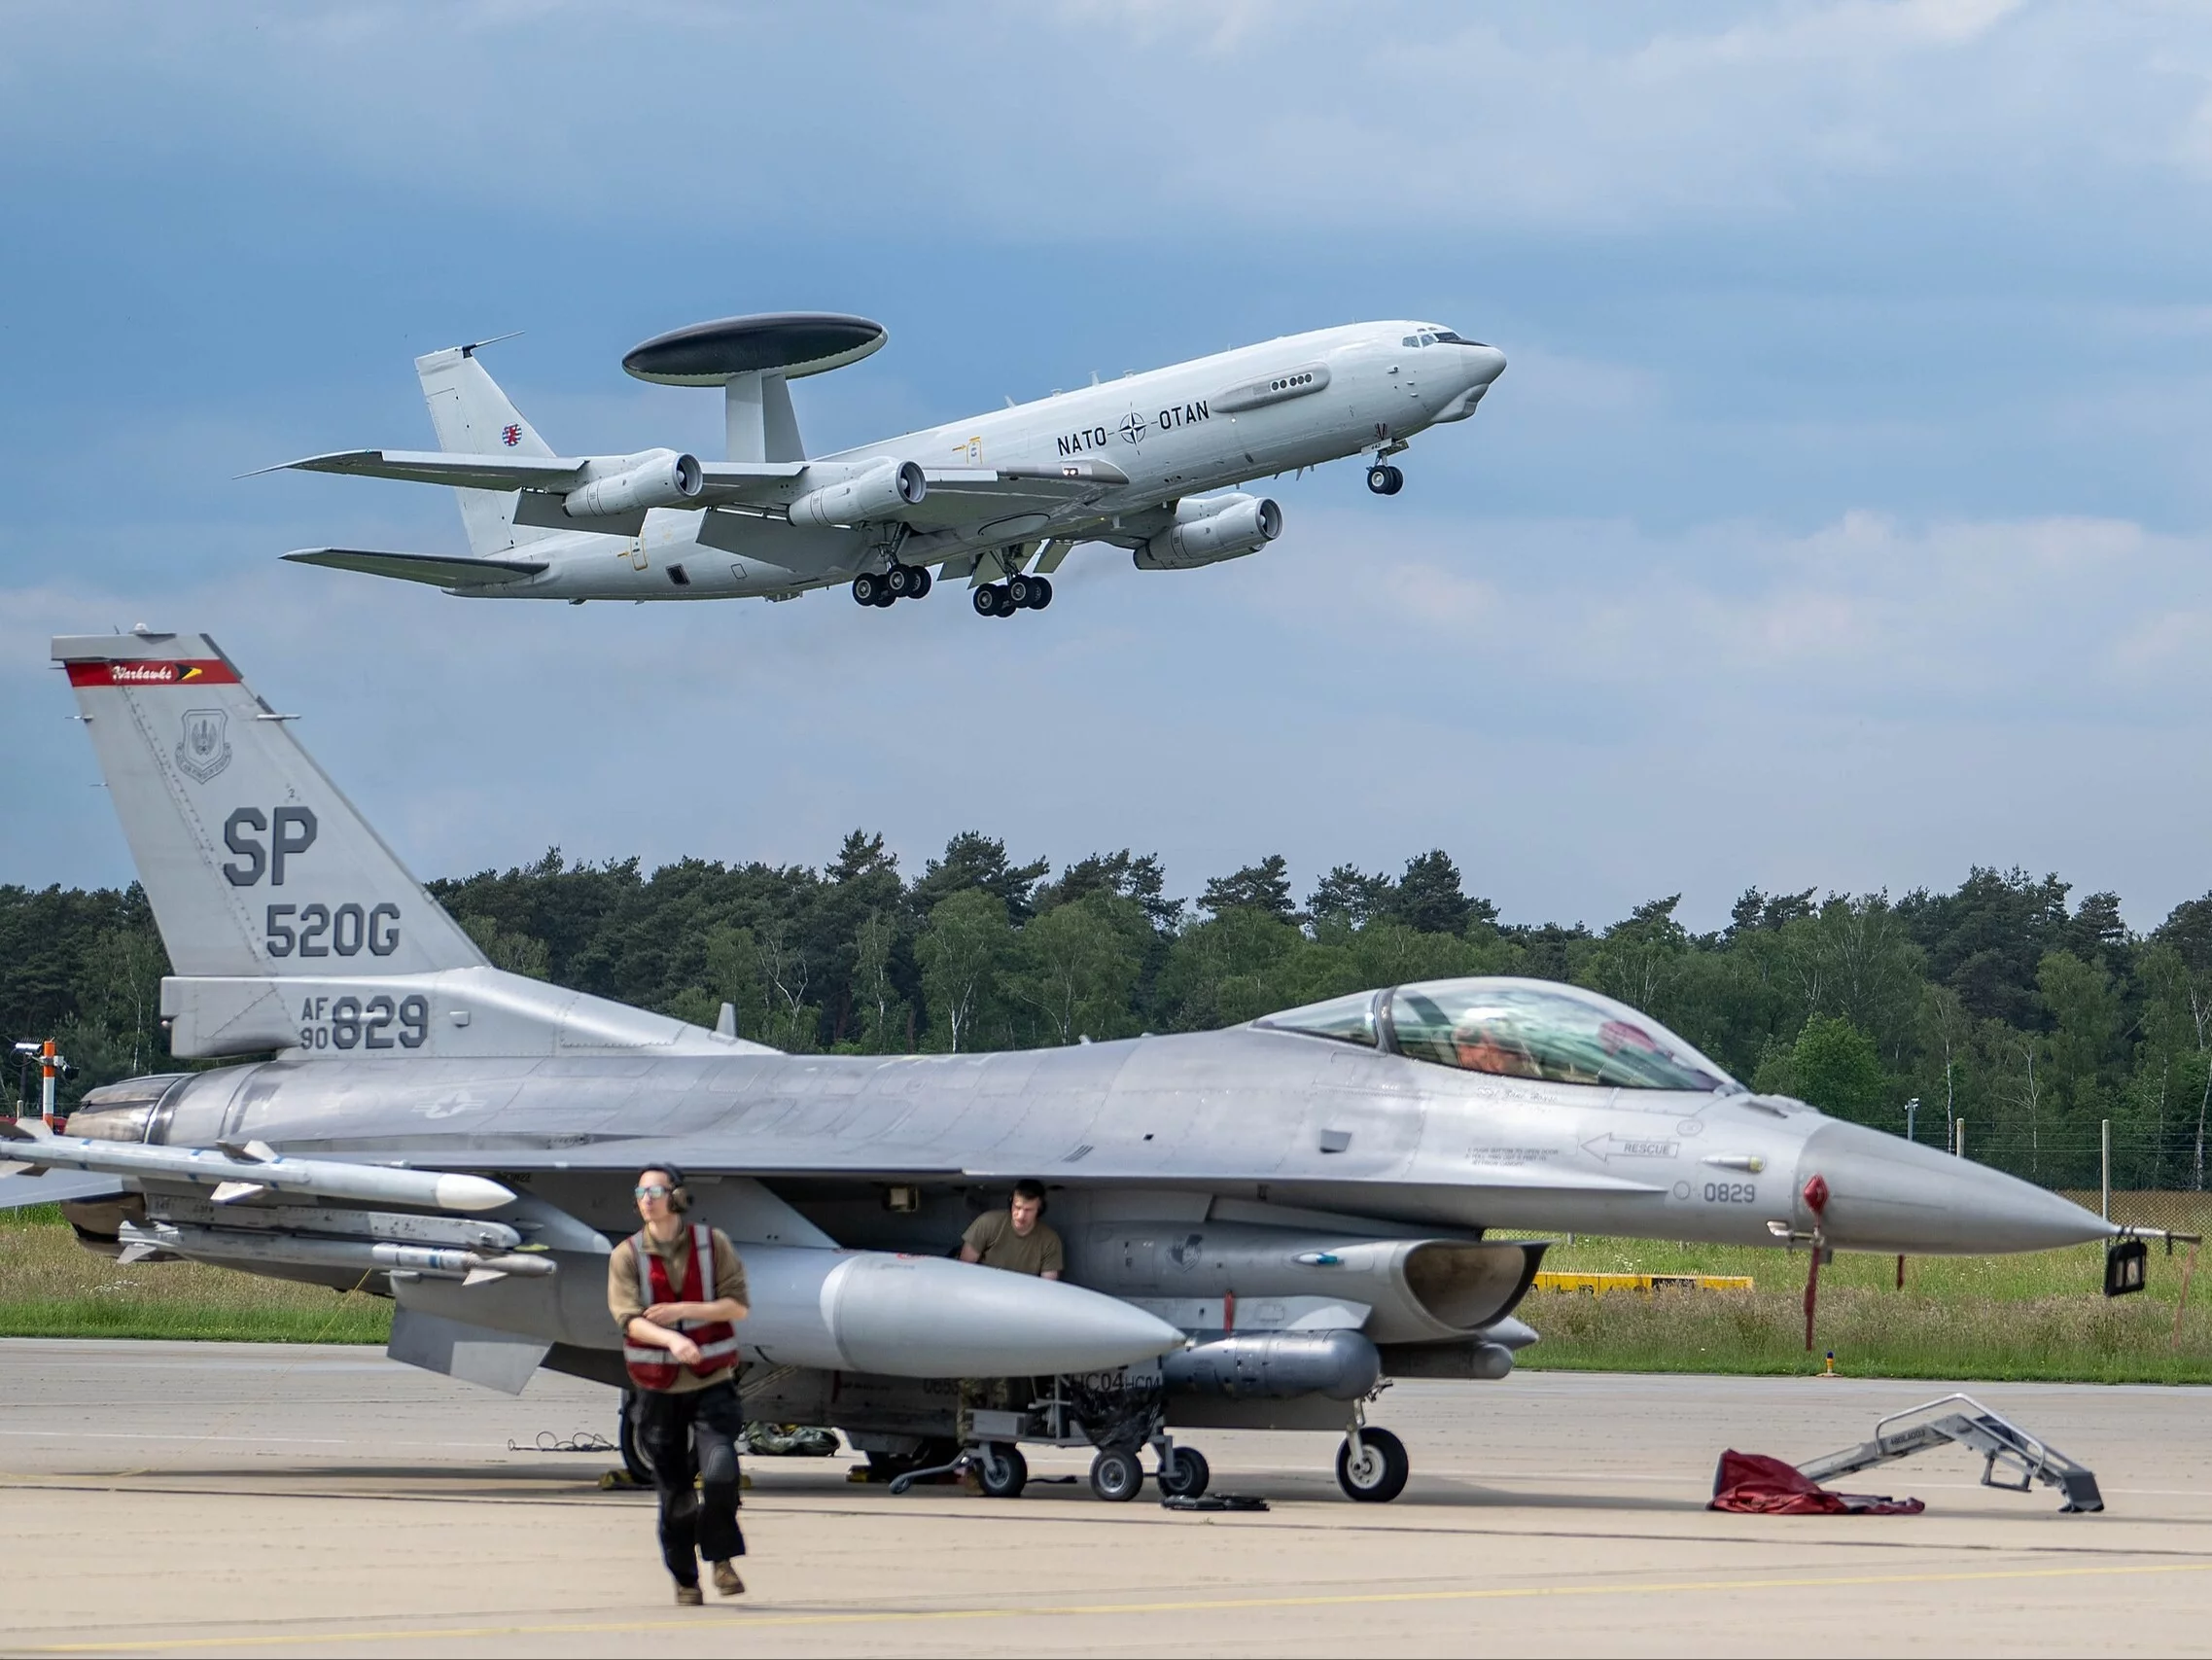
[[122, 1220, 552, 1282], [0, 1126, 513, 1214], [739, 1245, 1184, 1377]]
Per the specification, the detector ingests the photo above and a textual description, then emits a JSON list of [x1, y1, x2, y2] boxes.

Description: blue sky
[[5, 1, 2212, 931]]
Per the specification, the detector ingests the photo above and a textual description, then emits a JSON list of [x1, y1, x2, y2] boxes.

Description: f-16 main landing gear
[[971, 575, 1052, 618]]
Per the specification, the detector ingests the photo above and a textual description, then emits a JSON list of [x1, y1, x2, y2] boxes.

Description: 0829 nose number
[[1703, 1182, 1758, 1205]]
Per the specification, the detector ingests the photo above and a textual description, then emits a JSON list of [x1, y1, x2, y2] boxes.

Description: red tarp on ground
[[1708, 1450, 1925, 1515]]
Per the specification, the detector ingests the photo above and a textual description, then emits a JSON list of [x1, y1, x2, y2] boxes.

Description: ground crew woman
[[608, 1164, 751, 1606]]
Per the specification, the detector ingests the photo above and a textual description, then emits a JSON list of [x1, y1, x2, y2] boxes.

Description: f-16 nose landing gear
[[971, 576, 1052, 618], [1336, 1419, 1409, 1502]]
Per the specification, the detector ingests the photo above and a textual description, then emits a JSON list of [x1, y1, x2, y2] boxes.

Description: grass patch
[[1513, 1232, 2212, 1384], [0, 1206, 391, 1344]]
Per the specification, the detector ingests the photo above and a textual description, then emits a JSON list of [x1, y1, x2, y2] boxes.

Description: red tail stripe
[[65, 660, 240, 688]]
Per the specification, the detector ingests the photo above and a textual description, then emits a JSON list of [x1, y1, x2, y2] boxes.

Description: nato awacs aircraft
[[263, 313, 1507, 617], [6, 632, 2123, 1502]]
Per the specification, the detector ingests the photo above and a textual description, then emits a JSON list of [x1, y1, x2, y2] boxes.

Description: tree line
[[6, 834, 2211, 1190]]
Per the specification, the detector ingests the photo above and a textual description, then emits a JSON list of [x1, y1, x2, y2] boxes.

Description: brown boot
[[675, 1583, 704, 1607], [713, 1560, 745, 1597]]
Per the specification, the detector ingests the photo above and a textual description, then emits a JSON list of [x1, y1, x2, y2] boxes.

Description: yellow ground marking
[[23, 1557, 2212, 1652], [1534, 1271, 1755, 1293]]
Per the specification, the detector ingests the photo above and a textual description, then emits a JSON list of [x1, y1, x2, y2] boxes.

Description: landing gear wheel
[[1024, 576, 1052, 610], [1006, 574, 1035, 608], [1386, 464, 1404, 494], [992, 584, 1019, 618], [971, 584, 1000, 617], [1156, 1446, 1211, 1499], [1366, 464, 1393, 495], [1089, 1447, 1144, 1502], [907, 566, 932, 599], [886, 564, 918, 597], [852, 572, 886, 606], [975, 1443, 1028, 1499], [617, 1389, 653, 1484], [1336, 1427, 1408, 1503]]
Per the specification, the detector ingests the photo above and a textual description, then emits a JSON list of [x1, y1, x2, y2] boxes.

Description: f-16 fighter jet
[[265, 313, 1507, 617], [8, 631, 2120, 1502]]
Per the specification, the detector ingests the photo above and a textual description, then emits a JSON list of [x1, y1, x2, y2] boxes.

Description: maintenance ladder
[[1797, 1394, 2103, 1513]]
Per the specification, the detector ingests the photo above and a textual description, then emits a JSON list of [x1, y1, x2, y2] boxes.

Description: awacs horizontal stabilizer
[[284, 549, 546, 586], [255, 449, 586, 491]]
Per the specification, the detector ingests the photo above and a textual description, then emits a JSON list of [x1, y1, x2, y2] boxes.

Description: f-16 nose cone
[[1795, 1119, 2111, 1254]]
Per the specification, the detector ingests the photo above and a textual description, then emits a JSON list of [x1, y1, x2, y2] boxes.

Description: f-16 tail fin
[[414, 344, 562, 559], [54, 630, 487, 985], [53, 630, 761, 1061]]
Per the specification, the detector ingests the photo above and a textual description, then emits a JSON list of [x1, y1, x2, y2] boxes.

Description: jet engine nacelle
[[1133, 494, 1282, 571], [787, 460, 927, 529], [564, 449, 703, 518]]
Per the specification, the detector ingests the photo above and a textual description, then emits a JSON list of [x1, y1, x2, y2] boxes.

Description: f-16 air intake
[[738, 1244, 1183, 1377], [787, 459, 928, 528], [1134, 494, 1281, 570], [563, 448, 703, 517]]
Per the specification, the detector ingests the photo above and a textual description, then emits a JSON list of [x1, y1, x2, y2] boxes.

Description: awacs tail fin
[[56, 630, 486, 983], [54, 630, 759, 1061], [415, 344, 562, 559]]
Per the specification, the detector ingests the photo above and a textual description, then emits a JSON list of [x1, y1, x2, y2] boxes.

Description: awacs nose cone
[[1469, 344, 1507, 385], [829, 1255, 1184, 1378], [1795, 1118, 2111, 1254]]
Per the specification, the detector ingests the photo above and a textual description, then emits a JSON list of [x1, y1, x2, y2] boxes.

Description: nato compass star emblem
[[1119, 410, 1150, 446], [502, 423, 522, 447], [175, 709, 231, 784]]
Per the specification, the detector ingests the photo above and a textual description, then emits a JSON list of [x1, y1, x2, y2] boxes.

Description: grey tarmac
[[3, 1340, 2209, 1657]]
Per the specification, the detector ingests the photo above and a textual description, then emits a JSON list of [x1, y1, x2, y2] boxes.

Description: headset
[[638, 1163, 690, 1215]]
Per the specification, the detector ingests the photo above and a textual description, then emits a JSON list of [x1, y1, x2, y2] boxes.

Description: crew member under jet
[[610, 1164, 751, 1606], [961, 1179, 1063, 1277]]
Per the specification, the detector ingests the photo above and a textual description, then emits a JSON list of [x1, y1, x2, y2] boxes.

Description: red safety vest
[[622, 1223, 740, 1392]]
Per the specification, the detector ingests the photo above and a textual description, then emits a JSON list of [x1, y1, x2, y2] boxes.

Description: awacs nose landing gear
[[971, 575, 1052, 618], [1365, 463, 1405, 495]]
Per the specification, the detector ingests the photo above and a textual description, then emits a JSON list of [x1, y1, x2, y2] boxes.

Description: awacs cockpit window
[[1383, 978, 1736, 1092], [1256, 989, 1378, 1047]]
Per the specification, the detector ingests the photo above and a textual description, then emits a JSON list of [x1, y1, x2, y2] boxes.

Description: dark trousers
[[634, 1378, 747, 1585]]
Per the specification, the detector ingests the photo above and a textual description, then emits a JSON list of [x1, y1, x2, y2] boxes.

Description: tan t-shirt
[[962, 1210, 1064, 1277], [608, 1225, 751, 1395]]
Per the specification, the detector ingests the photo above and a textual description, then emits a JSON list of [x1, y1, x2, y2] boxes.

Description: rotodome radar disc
[[621, 312, 887, 384]]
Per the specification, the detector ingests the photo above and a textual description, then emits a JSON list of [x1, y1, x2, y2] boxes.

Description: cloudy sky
[[5, 1, 2211, 931]]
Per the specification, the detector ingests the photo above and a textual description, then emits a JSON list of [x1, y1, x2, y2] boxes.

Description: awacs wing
[[259, 450, 586, 491], [898, 466, 1124, 534], [694, 461, 809, 507], [283, 549, 547, 587]]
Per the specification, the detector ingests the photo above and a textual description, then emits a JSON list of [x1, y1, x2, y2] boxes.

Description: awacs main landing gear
[[971, 574, 1052, 618], [852, 565, 932, 607]]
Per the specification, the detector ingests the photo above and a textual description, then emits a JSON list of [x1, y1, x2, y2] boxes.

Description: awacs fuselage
[[279, 320, 1507, 610]]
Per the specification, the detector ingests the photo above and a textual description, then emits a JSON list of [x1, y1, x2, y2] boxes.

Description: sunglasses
[[634, 1183, 675, 1200]]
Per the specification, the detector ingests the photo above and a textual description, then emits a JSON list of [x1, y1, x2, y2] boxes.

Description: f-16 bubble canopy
[[1256, 976, 1742, 1094]]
